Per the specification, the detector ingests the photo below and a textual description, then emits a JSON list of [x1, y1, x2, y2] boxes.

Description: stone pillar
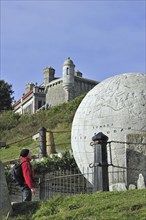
[[0, 161, 12, 219], [46, 131, 56, 156], [39, 127, 47, 157], [91, 132, 109, 192]]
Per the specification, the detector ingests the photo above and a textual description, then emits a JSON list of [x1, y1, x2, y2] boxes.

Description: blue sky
[[1, 0, 146, 101]]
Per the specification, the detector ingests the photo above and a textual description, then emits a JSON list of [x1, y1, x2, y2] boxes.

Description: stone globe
[[71, 73, 146, 186]]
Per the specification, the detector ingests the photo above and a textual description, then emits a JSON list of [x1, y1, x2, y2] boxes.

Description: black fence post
[[39, 127, 47, 157], [92, 132, 109, 192]]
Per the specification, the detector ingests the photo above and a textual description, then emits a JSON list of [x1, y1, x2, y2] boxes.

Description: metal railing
[[39, 168, 93, 200]]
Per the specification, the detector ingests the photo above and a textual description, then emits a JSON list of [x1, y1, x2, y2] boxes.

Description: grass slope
[[0, 94, 85, 162], [10, 189, 146, 220]]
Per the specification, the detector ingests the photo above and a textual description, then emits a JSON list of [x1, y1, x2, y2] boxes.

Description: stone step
[[11, 201, 40, 217]]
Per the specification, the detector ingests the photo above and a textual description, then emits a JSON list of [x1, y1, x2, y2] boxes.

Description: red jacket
[[21, 157, 35, 189]]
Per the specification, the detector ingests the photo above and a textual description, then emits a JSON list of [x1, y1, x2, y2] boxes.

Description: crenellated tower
[[62, 57, 75, 101]]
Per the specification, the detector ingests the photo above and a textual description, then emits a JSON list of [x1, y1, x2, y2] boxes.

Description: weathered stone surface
[[128, 184, 136, 190], [109, 183, 127, 191], [137, 173, 145, 189], [71, 73, 146, 187], [0, 161, 12, 219], [126, 134, 146, 186]]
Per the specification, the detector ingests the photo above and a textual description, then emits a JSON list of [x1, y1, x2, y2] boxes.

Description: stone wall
[[45, 78, 98, 107], [0, 161, 12, 219], [74, 79, 96, 97], [126, 133, 146, 187], [46, 80, 66, 107]]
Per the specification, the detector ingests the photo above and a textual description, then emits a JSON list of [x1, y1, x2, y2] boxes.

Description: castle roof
[[63, 57, 75, 66], [13, 90, 33, 107]]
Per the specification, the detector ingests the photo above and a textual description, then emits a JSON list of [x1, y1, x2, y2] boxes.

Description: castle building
[[13, 57, 99, 114]]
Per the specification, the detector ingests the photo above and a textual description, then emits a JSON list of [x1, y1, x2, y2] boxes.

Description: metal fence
[[39, 168, 93, 200], [8, 165, 128, 202], [38, 166, 127, 201], [6, 131, 146, 202], [108, 167, 126, 184]]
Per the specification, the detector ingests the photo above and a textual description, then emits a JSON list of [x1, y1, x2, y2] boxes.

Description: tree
[[0, 80, 14, 111]]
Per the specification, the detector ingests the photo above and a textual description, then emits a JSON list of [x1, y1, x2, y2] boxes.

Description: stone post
[[92, 132, 109, 192], [39, 127, 47, 157], [46, 131, 56, 156]]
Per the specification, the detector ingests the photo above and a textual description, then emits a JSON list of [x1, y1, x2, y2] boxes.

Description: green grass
[[0, 139, 39, 162], [53, 124, 72, 152], [0, 129, 72, 163], [1, 94, 146, 219], [9, 189, 146, 220], [0, 94, 85, 162]]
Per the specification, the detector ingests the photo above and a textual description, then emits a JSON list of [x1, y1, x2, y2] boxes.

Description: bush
[[33, 151, 77, 174], [0, 111, 20, 131]]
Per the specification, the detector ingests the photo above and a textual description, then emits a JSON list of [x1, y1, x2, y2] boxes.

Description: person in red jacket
[[20, 149, 36, 201]]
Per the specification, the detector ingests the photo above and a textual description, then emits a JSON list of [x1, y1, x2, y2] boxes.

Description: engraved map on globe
[[71, 73, 146, 185]]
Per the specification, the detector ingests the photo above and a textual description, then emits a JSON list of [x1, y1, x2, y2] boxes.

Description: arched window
[[66, 67, 69, 75]]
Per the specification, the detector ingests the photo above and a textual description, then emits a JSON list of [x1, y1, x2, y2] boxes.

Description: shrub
[[33, 151, 77, 174]]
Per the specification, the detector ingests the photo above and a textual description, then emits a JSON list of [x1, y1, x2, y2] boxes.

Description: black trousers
[[21, 184, 32, 201]]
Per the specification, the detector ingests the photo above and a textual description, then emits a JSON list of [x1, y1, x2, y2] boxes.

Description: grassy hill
[[9, 189, 146, 220], [1, 94, 146, 220], [0, 94, 85, 162]]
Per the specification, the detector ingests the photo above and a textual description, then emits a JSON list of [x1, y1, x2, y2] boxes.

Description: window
[[66, 67, 69, 75]]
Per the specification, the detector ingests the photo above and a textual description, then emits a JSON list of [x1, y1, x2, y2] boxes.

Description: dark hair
[[20, 149, 29, 157]]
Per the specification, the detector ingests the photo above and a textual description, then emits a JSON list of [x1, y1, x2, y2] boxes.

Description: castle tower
[[43, 66, 55, 85], [62, 57, 75, 101]]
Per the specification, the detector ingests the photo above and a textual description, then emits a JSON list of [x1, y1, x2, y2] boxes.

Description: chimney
[[25, 83, 35, 93], [75, 70, 83, 77], [43, 66, 55, 85]]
